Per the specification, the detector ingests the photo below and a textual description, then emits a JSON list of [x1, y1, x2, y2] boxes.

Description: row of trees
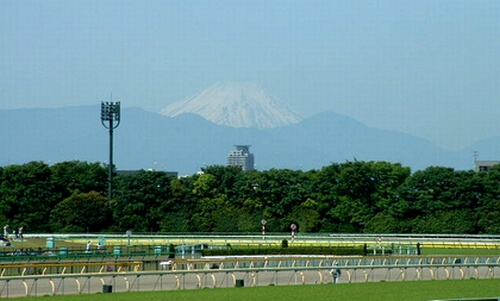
[[1, 160, 499, 234]]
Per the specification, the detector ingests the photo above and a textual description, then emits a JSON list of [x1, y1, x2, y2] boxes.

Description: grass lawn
[[6, 279, 500, 301]]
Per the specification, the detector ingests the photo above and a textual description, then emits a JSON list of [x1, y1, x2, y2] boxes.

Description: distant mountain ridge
[[160, 82, 303, 128], [0, 106, 490, 175]]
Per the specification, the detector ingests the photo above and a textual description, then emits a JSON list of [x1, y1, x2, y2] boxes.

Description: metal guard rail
[[0, 256, 500, 297]]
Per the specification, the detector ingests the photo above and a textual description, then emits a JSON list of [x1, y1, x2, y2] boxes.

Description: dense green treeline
[[0, 160, 499, 234]]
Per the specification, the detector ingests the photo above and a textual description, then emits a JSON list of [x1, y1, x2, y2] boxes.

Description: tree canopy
[[0, 160, 499, 234]]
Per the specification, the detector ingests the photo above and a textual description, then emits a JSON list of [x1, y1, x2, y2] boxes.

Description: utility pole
[[101, 101, 121, 203], [474, 151, 479, 171]]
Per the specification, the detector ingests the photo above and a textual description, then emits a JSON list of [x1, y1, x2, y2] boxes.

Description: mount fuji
[[0, 80, 486, 175], [160, 82, 303, 129], [0, 105, 480, 175]]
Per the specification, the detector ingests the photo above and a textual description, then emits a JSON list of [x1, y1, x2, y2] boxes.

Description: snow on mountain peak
[[160, 82, 303, 128]]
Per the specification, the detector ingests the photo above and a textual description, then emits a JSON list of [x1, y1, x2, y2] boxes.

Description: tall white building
[[227, 145, 254, 171]]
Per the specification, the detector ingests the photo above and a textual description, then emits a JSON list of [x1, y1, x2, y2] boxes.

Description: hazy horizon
[[2, 1, 499, 151]]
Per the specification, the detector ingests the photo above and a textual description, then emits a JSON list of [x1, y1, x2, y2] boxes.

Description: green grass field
[[7, 279, 500, 301]]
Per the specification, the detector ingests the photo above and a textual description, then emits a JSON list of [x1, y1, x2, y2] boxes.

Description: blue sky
[[1, 0, 499, 150]]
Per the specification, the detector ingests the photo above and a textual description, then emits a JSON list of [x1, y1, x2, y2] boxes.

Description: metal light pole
[[101, 101, 121, 203]]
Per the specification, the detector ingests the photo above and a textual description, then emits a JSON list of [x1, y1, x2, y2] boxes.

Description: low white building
[[475, 160, 500, 172]]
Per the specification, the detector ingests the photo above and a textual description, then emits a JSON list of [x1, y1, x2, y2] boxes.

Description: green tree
[[331, 161, 410, 232], [394, 167, 458, 219], [202, 165, 243, 197], [0, 162, 57, 232], [190, 173, 230, 232], [50, 161, 107, 198], [232, 170, 268, 232], [112, 170, 174, 232], [364, 212, 400, 233], [475, 165, 500, 233], [411, 210, 475, 234], [286, 198, 320, 232], [477, 199, 500, 234], [160, 175, 202, 232], [50, 191, 110, 232], [311, 164, 342, 232], [260, 169, 310, 221]]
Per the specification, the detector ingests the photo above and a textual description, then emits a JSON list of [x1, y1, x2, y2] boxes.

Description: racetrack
[[2, 233, 500, 298]]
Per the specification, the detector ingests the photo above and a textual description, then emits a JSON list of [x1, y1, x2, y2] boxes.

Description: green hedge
[[202, 246, 366, 257]]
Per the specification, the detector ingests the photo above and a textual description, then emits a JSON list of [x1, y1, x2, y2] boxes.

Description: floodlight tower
[[101, 101, 121, 203]]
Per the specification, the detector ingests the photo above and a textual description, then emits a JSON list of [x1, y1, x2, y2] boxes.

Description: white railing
[[2, 255, 500, 298]]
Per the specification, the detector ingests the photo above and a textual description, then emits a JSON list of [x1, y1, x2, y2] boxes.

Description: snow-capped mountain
[[160, 82, 303, 128]]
